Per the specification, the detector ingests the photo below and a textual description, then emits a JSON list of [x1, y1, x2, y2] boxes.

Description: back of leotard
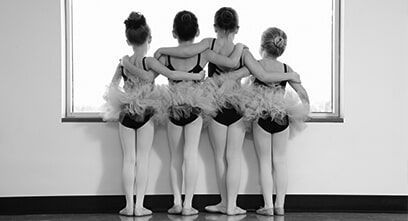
[[253, 63, 288, 88], [208, 38, 244, 77], [120, 57, 154, 130], [121, 57, 150, 83], [166, 54, 203, 84]]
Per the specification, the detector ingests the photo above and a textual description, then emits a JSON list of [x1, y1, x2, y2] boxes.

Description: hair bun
[[124, 12, 146, 30], [273, 36, 285, 48], [221, 10, 233, 24], [181, 13, 191, 22]]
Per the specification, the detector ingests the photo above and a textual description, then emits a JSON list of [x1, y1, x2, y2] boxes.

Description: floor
[[0, 213, 406, 221]]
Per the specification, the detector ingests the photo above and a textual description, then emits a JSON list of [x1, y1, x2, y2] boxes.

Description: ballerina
[[245, 27, 310, 216]]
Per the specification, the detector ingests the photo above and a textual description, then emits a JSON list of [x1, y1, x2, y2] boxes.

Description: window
[[63, 0, 342, 122]]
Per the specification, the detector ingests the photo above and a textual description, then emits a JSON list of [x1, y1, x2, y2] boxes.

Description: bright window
[[63, 0, 341, 121]]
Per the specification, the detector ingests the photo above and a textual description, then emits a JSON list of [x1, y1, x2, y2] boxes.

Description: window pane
[[71, 0, 334, 113]]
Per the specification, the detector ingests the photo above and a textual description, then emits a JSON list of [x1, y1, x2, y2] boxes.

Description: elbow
[[166, 72, 177, 80], [256, 73, 267, 82]]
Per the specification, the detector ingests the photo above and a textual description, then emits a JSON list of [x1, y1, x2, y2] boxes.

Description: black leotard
[[166, 54, 203, 126], [167, 54, 203, 84], [256, 63, 290, 134], [208, 38, 244, 126], [120, 57, 154, 130]]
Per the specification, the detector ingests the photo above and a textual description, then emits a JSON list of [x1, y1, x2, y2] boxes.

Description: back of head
[[214, 7, 239, 33], [173, 11, 199, 41], [261, 27, 287, 58], [124, 12, 151, 45]]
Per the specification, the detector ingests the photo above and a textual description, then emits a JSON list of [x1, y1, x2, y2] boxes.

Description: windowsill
[[61, 117, 344, 123]]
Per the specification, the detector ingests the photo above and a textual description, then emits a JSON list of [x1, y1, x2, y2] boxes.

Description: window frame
[[62, 0, 343, 123]]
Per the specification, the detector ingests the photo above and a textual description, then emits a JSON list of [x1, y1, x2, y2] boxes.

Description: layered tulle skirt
[[163, 81, 217, 124], [242, 80, 310, 139], [102, 83, 165, 124]]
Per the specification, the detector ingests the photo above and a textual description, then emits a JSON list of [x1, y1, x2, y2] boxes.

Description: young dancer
[[248, 27, 310, 216], [104, 12, 204, 217]]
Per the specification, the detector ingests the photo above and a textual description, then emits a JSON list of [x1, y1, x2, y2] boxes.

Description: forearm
[[158, 39, 210, 58], [208, 45, 243, 68], [166, 70, 201, 81], [224, 67, 250, 81], [122, 59, 155, 82], [260, 72, 295, 83]]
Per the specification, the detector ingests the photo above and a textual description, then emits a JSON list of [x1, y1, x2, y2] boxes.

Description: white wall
[[0, 0, 407, 197]]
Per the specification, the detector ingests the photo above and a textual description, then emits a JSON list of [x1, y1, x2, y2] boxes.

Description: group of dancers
[[103, 7, 310, 217]]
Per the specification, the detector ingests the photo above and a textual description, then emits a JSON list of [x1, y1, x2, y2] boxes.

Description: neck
[[178, 39, 194, 46], [262, 52, 278, 60], [132, 44, 148, 57], [216, 32, 234, 42]]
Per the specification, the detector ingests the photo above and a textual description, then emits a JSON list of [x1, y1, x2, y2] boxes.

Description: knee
[[123, 154, 136, 166], [272, 155, 287, 166], [226, 149, 240, 164], [258, 157, 272, 168], [183, 149, 198, 162]]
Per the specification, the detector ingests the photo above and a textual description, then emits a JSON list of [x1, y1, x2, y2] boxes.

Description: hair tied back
[[124, 12, 146, 30], [273, 36, 285, 48], [181, 13, 191, 22]]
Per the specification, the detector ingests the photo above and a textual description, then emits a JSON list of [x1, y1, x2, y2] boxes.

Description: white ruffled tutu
[[162, 81, 217, 124], [243, 78, 309, 139], [102, 83, 164, 124]]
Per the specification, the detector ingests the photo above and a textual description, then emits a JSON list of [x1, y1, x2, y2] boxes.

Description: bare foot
[[256, 207, 274, 216], [234, 207, 246, 215], [168, 204, 183, 214], [119, 206, 133, 216], [134, 207, 152, 217], [274, 207, 285, 215], [226, 206, 246, 216], [205, 203, 226, 213], [182, 207, 199, 216]]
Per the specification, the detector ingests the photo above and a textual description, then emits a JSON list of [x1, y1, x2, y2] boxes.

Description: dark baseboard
[[0, 195, 406, 215]]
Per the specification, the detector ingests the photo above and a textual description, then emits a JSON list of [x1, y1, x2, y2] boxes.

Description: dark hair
[[261, 27, 287, 57], [124, 12, 151, 45], [173, 11, 199, 41], [214, 7, 239, 33]]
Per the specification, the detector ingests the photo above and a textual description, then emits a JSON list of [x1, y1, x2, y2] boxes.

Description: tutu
[[203, 74, 248, 113], [163, 81, 218, 125], [102, 82, 163, 124], [243, 78, 309, 139]]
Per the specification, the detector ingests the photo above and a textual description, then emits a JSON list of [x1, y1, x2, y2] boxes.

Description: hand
[[196, 70, 206, 80], [120, 55, 130, 66], [289, 72, 301, 84], [154, 49, 162, 59], [235, 43, 245, 50], [115, 63, 122, 74]]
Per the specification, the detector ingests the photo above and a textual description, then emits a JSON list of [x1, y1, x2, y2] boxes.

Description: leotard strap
[[142, 57, 148, 71], [210, 38, 216, 50]]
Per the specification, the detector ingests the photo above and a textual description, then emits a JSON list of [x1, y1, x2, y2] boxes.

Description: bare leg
[[272, 127, 289, 211], [134, 120, 154, 216], [253, 122, 274, 216], [118, 124, 136, 216], [205, 118, 228, 213], [167, 121, 184, 214], [182, 116, 202, 215], [225, 118, 246, 215]]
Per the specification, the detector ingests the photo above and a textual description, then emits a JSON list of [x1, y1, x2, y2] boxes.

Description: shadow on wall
[[82, 122, 122, 195], [241, 133, 261, 194]]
